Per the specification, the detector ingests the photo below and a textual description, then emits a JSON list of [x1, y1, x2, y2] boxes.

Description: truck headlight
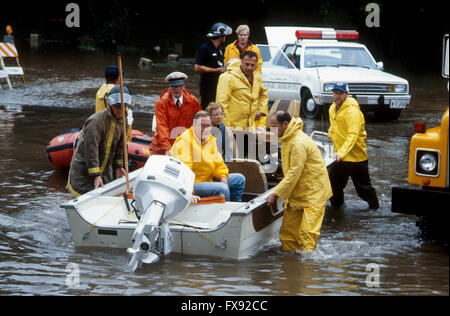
[[324, 83, 334, 93], [394, 84, 407, 93], [416, 150, 440, 177], [419, 154, 437, 172]]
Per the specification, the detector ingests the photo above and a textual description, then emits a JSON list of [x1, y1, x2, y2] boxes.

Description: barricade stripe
[[0, 43, 18, 57], [5, 43, 18, 57], [0, 45, 10, 57]]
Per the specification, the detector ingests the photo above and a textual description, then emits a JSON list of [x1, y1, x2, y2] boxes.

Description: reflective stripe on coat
[[67, 107, 124, 196]]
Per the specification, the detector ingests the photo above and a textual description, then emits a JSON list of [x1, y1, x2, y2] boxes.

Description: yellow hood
[[279, 117, 304, 142], [337, 96, 360, 112], [227, 62, 248, 82]]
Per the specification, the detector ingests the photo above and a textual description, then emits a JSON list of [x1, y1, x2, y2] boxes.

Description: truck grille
[[348, 83, 391, 94]]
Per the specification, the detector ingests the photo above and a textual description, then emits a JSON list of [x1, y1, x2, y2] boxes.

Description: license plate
[[390, 99, 407, 109]]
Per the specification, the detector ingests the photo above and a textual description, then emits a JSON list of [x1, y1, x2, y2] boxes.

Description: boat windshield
[[304, 46, 377, 69]]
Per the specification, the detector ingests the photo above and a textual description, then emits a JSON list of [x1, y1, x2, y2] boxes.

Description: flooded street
[[0, 50, 448, 296]]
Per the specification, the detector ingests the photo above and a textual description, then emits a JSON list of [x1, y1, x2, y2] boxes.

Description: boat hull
[[62, 171, 284, 260]]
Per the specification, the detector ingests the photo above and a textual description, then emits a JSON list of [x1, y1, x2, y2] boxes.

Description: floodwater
[[0, 50, 448, 296]]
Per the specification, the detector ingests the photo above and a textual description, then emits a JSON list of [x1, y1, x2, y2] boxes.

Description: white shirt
[[172, 95, 183, 108]]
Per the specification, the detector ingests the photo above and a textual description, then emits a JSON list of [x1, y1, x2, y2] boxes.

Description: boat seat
[[267, 99, 301, 127], [227, 158, 268, 196]]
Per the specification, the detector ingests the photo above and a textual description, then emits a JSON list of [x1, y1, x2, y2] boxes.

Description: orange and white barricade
[[0, 68, 10, 90], [0, 42, 25, 89]]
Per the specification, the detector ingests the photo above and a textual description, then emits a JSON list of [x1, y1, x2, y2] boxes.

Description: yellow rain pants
[[280, 201, 326, 251]]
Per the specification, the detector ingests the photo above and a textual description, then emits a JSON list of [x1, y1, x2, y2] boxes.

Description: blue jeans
[[194, 173, 246, 202]]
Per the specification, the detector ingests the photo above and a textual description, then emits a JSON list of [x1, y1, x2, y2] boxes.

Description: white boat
[[62, 133, 335, 270], [62, 156, 286, 270], [311, 131, 335, 168]]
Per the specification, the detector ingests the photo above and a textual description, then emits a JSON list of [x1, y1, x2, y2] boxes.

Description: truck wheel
[[374, 109, 402, 121], [301, 90, 321, 119]]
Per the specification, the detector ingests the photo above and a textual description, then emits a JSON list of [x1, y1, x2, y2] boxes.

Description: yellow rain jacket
[[224, 41, 263, 73], [273, 118, 332, 251], [95, 83, 115, 112], [170, 127, 229, 184], [216, 62, 268, 130], [328, 97, 368, 162]]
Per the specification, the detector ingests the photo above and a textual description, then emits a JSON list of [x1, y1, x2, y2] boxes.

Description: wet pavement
[[0, 50, 448, 296]]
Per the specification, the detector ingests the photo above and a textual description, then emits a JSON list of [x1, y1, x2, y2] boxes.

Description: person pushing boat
[[266, 111, 332, 252], [67, 85, 131, 197]]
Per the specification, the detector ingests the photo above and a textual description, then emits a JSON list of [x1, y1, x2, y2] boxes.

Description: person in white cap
[[195, 22, 232, 109], [149, 72, 201, 156]]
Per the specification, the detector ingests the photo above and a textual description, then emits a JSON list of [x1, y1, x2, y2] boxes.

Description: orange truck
[[391, 35, 449, 245]]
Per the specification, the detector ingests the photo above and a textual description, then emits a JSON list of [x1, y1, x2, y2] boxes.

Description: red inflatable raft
[[46, 129, 152, 170]]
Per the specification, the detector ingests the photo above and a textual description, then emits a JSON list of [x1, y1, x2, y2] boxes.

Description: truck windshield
[[304, 46, 377, 69]]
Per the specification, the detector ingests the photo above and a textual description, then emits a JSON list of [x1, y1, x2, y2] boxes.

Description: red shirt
[[248, 75, 254, 87]]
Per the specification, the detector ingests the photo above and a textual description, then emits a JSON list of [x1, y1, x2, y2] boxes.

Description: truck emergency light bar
[[295, 30, 359, 41]]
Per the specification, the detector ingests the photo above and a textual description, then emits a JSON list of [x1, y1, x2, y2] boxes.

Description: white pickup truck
[[259, 27, 411, 120]]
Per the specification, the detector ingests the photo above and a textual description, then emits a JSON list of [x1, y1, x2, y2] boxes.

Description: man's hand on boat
[[115, 167, 127, 179], [265, 193, 278, 206], [94, 168, 127, 189], [191, 195, 201, 204], [94, 176, 104, 189]]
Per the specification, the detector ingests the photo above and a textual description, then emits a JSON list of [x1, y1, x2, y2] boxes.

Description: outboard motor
[[127, 155, 194, 271]]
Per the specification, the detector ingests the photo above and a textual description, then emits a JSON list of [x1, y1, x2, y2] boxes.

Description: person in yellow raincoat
[[224, 25, 263, 73], [328, 82, 379, 210], [96, 66, 120, 112], [170, 111, 245, 202], [95, 65, 133, 142], [266, 111, 332, 251], [216, 50, 268, 131]]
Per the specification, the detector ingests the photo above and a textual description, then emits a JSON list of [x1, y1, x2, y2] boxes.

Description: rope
[[171, 219, 225, 249]]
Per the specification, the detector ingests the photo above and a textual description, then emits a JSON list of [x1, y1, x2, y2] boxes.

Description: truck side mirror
[[376, 61, 384, 71]]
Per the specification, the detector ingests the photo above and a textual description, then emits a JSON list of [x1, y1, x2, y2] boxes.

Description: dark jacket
[[67, 107, 124, 197]]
